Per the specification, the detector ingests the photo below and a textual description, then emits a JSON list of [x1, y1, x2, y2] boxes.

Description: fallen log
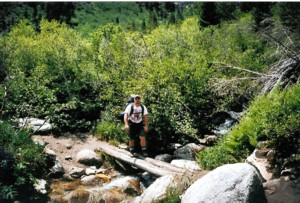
[[97, 141, 186, 177]]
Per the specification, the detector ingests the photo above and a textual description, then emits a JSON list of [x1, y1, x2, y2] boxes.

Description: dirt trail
[[33, 133, 102, 173]]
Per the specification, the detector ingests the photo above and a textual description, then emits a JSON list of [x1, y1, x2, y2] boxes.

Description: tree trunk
[[97, 141, 188, 177]]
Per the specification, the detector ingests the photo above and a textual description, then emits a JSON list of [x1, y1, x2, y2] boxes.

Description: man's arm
[[144, 114, 148, 132], [124, 113, 129, 131]]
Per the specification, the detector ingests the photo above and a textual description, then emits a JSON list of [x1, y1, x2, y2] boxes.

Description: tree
[[275, 2, 300, 33], [201, 2, 219, 27]]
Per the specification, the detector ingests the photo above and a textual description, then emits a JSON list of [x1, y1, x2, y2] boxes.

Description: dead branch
[[97, 141, 189, 177], [212, 62, 274, 77]]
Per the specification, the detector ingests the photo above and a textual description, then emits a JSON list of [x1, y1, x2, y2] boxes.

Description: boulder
[[18, 117, 52, 133], [138, 175, 176, 203], [181, 163, 267, 203], [173, 143, 203, 160], [264, 177, 300, 203], [246, 149, 273, 181], [76, 149, 102, 167]]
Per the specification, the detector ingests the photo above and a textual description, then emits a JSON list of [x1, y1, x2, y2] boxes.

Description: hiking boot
[[128, 147, 135, 154], [132, 152, 140, 157], [142, 150, 148, 157]]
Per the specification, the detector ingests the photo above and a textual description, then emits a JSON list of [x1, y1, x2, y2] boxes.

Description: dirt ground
[[32, 133, 103, 173]]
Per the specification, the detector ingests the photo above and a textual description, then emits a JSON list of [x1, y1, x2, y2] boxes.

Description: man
[[124, 94, 149, 156]]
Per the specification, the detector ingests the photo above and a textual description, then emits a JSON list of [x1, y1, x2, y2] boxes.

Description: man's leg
[[139, 131, 148, 156], [140, 136, 146, 148], [128, 124, 136, 153], [140, 136, 148, 156], [128, 139, 135, 153]]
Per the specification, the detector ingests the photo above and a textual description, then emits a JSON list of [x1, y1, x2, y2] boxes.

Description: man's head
[[133, 94, 141, 105]]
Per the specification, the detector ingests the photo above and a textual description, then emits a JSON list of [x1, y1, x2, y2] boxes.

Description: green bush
[[94, 104, 128, 144], [94, 121, 127, 144], [0, 122, 47, 201], [198, 83, 300, 170], [198, 142, 237, 170]]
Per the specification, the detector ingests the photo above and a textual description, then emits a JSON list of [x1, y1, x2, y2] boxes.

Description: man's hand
[[144, 126, 148, 132], [124, 124, 129, 131]]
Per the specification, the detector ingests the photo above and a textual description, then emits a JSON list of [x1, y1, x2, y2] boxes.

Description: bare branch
[[212, 62, 274, 77]]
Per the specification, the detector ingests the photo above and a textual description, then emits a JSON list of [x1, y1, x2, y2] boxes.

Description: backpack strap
[[129, 103, 145, 117], [141, 105, 144, 116], [129, 103, 134, 116]]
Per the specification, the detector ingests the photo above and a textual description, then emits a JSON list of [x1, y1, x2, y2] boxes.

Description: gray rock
[[138, 175, 176, 203], [170, 159, 201, 171], [34, 179, 47, 194], [69, 167, 85, 178], [18, 117, 52, 133], [81, 175, 104, 185], [167, 143, 182, 150], [155, 154, 173, 163], [173, 143, 203, 160], [181, 163, 267, 203], [86, 167, 97, 175], [49, 159, 64, 178], [246, 149, 273, 181], [76, 149, 102, 167], [64, 155, 72, 160]]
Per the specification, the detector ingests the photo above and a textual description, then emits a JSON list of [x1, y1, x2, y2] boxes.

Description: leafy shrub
[[198, 143, 235, 170], [94, 104, 127, 144], [94, 121, 127, 143], [0, 122, 47, 201], [198, 83, 300, 170]]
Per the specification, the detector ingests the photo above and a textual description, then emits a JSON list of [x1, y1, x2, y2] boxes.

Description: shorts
[[128, 121, 146, 139]]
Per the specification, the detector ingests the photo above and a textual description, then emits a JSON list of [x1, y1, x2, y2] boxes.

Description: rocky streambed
[[31, 133, 299, 203]]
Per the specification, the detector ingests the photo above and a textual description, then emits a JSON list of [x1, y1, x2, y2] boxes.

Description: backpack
[[118, 96, 145, 122]]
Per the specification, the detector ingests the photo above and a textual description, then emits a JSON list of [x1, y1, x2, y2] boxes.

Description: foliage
[[94, 119, 127, 144], [1, 6, 299, 173], [155, 172, 202, 203], [0, 122, 47, 200], [2, 14, 280, 146], [198, 83, 300, 170], [0, 185, 18, 201], [1, 19, 102, 133], [0, 2, 184, 35]]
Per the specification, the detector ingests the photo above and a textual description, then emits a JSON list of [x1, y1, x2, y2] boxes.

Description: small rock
[[69, 167, 85, 178], [155, 154, 173, 163], [86, 168, 96, 175], [81, 175, 104, 185], [65, 156, 72, 160], [96, 168, 108, 174], [284, 176, 290, 181], [171, 159, 201, 171], [65, 143, 72, 149], [34, 179, 47, 194], [45, 148, 56, 157]]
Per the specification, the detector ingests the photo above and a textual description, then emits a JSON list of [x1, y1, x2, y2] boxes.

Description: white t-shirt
[[125, 104, 148, 123]]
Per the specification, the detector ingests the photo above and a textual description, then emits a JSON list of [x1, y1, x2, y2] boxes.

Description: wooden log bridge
[[97, 141, 188, 177]]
